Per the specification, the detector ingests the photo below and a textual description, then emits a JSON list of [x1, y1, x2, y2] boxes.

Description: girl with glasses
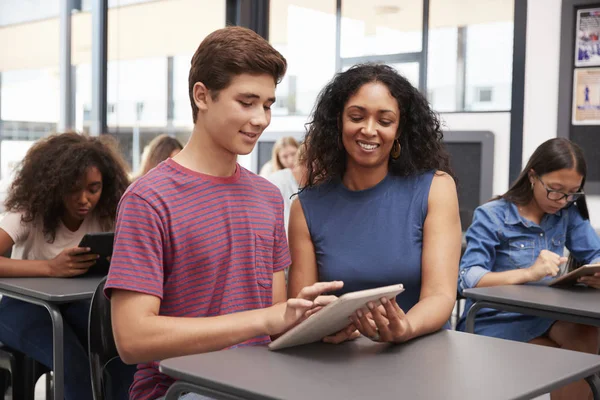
[[457, 137, 600, 399]]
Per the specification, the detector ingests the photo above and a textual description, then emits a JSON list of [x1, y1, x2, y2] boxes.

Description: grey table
[[159, 330, 600, 400], [0, 276, 104, 400], [463, 285, 600, 334]]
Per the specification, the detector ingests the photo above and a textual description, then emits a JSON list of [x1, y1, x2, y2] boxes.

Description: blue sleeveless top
[[298, 171, 435, 312]]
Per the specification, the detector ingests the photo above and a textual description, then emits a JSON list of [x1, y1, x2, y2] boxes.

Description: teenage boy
[[105, 26, 342, 400]]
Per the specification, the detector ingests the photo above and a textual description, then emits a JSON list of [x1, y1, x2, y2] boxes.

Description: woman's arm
[[287, 200, 319, 298], [403, 172, 461, 339]]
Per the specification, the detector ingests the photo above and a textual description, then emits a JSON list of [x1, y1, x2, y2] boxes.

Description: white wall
[[523, 0, 600, 229], [522, 0, 562, 161]]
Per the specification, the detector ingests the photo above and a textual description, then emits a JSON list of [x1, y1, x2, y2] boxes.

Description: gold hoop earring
[[531, 181, 534, 190], [391, 139, 401, 159]]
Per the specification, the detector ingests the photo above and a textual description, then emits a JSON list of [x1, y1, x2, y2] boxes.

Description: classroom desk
[[463, 284, 600, 334], [160, 330, 600, 400], [0, 276, 104, 400]]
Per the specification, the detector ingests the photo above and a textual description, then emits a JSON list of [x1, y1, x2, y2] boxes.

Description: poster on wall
[[572, 68, 600, 125], [575, 8, 600, 67]]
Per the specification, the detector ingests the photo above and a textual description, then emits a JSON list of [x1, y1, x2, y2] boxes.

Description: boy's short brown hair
[[188, 26, 287, 123]]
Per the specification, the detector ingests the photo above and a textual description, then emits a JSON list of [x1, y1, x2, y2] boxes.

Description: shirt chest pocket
[[509, 239, 536, 269], [255, 235, 274, 288], [550, 235, 566, 256]]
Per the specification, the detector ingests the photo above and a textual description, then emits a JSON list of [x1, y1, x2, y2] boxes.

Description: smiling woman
[[302, 63, 453, 187], [288, 63, 462, 346]]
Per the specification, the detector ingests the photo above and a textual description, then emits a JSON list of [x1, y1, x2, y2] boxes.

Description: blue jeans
[[0, 297, 135, 400], [0, 297, 92, 399]]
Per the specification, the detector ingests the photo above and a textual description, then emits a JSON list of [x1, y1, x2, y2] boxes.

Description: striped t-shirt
[[105, 158, 290, 400]]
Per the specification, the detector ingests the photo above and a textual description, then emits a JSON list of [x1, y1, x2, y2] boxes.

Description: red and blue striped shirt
[[105, 158, 290, 400]]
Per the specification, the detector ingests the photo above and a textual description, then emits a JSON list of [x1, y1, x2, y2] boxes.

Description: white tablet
[[268, 284, 404, 351], [548, 263, 600, 286]]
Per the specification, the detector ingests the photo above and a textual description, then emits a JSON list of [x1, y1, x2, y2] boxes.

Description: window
[[106, 0, 226, 171], [428, 0, 514, 111], [340, 0, 423, 58], [338, 0, 423, 95], [269, 1, 337, 117], [476, 87, 493, 103], [0, 0, 60, 184], [0, 0, 60, 26]]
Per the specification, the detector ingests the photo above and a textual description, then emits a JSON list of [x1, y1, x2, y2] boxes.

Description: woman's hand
[[322, 324, 361, 344], [578, 272, 600, 289], [47, 247, 98, 277], [351, 297, 414, 343]]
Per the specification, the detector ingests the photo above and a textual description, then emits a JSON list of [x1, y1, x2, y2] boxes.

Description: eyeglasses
[[535, 175, 584, 202]]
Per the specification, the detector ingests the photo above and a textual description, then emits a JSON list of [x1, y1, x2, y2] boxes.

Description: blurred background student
[[135, 134, 183, 179], [268, 142, 307, 236], [259, 136, 299, 177]]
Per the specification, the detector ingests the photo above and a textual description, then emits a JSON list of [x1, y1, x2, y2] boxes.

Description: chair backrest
[[88, 276, 135, 400]]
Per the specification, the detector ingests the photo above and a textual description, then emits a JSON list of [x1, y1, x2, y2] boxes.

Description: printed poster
[[575, 8, 600, 67], [572, 67, 600, 125]]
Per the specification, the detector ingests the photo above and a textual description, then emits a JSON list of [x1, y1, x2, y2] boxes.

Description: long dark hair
[[302, 63, 454, 187], [500, 138, 588, 271]]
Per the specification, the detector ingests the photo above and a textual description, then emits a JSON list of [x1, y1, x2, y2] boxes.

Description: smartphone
[[77, 232, 115, 276]]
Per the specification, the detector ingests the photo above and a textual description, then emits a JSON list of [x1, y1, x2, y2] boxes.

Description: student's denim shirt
[[459, 199, 600, 292]]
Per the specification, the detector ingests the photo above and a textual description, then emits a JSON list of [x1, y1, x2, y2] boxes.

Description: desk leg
[[586, 373, 600, 400], [43, 303, 64, 400], [0, 290, 66, 400], [465, 300, 487, 334], [165, 381, 253, 400]]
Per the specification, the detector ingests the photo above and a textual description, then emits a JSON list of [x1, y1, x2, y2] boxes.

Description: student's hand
[[351, 297, 414, 344], [526, 250, 566, 282], [265, 281, 343, 336], [578, 272, 600, 289], [47, 247, 99, 277], [322, 324, 361, 344]]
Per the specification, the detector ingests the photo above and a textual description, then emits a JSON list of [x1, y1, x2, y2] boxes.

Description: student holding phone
[[0, 133, 130, 399], [457, 138, 600, 399]]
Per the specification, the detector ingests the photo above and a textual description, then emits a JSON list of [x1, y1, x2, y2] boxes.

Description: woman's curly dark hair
[[303, 63, 454, 187], [5, 132, 130, 242]]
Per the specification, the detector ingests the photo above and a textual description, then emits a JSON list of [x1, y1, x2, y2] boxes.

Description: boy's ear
[[193, 82, 210, 111]]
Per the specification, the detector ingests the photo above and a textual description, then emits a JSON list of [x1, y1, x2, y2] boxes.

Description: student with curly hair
[[0, 132, 130, 399], [288, 63, 462, 344]]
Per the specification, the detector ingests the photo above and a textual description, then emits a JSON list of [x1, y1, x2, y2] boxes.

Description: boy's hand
[[265, 281, 343, 336]]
